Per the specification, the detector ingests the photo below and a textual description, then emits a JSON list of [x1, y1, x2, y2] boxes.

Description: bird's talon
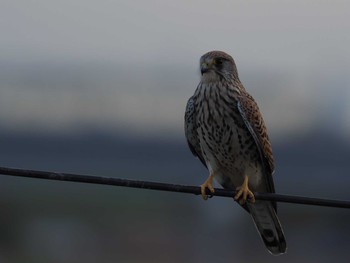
[[200, 185, 207, 200], [200, 185, 215, 200], [234, 176, 255, 204], [200, 175, 215, 200]]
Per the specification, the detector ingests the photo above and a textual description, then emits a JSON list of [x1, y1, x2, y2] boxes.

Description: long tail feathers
[[247, 201, 287, 255]]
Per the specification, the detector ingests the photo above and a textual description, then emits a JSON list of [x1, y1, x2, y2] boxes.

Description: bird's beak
[[200, 59, 213, 75]]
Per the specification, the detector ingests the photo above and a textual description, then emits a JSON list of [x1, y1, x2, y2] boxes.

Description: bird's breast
[[194, 87, 262, 188]]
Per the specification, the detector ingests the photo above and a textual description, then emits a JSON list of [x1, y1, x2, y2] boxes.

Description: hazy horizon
[[1, 0, 350, 141]]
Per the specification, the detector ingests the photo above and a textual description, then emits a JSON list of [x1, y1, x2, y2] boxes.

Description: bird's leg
[[234, 175, 255, 205], [200, 171, 215, 200]]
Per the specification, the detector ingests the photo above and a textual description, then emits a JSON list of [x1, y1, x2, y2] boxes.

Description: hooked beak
[[200, 59, 213, 75]]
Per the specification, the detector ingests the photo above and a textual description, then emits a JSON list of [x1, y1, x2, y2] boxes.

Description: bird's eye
[[216, 58, 224, 65]]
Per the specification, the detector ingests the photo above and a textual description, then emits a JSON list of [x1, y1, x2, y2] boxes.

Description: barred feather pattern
[[184, 50, 286, 255]]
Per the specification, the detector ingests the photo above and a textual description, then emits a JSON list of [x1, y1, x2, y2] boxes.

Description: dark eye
[[216, 58, 224, 65]]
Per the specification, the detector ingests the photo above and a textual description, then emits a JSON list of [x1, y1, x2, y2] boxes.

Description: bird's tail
[[247, 201, 287, 255]]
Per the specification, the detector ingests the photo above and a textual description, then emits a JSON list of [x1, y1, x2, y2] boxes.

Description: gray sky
[[1, 0, 350, 139]]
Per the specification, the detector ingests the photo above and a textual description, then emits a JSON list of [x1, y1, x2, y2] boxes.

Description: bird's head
[[200, 51, 239, 82]]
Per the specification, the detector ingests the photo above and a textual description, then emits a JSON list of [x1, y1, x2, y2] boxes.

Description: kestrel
[[185, 51, 286, 255]]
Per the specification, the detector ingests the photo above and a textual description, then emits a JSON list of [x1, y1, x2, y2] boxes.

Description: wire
[[0, 166, 349, 209]]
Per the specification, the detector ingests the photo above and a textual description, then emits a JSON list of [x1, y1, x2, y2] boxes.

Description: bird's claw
[[234, 176, 255, 205], [200, 177, 215, 200]]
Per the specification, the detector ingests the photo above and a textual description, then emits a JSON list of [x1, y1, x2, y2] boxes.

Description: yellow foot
[[234, 175, 255, 205], [200, 172, 215, 200]]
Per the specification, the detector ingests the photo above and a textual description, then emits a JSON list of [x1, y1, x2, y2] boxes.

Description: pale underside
[[185, 78, 275, 196]]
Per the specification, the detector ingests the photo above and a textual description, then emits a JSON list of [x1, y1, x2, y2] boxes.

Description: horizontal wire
[[0, 166, 349, 209]]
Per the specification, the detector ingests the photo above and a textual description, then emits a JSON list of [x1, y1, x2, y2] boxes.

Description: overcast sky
[[1, 0, 349, 139]]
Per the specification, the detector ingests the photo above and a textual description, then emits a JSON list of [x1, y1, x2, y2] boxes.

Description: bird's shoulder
[[236, 88, 275, 174]]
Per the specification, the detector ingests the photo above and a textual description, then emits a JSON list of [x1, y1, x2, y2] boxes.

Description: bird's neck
[[200, 71, 221, 83], [195, 78, 243, 100]]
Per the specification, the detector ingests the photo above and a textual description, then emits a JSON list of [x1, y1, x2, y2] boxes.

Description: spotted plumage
[[185, 51, 286, 255]]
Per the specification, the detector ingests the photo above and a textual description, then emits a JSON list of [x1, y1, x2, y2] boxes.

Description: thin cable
[[0, 166, 349, 209]]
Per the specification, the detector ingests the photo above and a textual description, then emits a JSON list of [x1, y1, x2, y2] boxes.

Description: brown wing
[[237, 90, 275, 192], [185, 97, 207, 168]]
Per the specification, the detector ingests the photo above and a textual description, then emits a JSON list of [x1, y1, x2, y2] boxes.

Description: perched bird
[[184, 51, 286, 255]]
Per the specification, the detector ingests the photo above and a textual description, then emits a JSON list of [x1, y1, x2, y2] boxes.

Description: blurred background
[[0, 1, 350, 262]]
